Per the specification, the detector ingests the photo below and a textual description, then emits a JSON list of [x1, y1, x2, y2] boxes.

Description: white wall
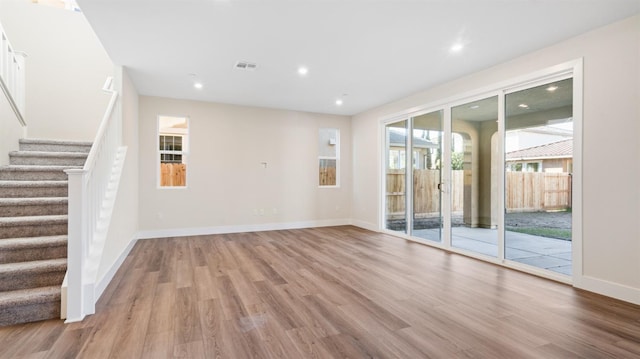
[[0, 0, 113, 141], [352, 15, 640, 304], [0, 86, 23, 165], [96, 67, 139, 286], [138, 96, 352, 237]]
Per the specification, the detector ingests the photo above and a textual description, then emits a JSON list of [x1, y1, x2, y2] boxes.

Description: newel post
[[64, 169, 88, 322]]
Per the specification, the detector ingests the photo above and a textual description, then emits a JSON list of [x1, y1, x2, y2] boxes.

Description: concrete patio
[[412, 226, 572, 276]]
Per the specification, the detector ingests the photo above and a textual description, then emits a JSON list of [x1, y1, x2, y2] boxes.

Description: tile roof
[[506, 139, 573, 160]]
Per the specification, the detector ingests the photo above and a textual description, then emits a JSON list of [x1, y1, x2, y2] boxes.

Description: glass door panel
[[505, 78, 573, 276], [411, 111, 444, 242], [451, 96, 499, 257], [385, 120, 408, 233]]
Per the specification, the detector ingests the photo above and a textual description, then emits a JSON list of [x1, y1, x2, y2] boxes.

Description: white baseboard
[[136, 218, 352, 240], [94, 236, 138, 301], [349, 219, 379, 232], [574, 275, 640, 305]]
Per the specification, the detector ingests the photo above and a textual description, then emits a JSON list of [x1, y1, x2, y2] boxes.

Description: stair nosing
[[0, 165, 83, 171], [0, 215, 68, 226], [0, 235, 67, 249], [0, 180, 68, 187], [20, 138, 92, 146], [9, 151, 88, 158], [0, 197, 68, 205], [0, 258, 67, 273]]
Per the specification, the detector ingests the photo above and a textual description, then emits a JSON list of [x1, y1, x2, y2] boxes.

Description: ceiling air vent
[[234, 61, 257, 71]]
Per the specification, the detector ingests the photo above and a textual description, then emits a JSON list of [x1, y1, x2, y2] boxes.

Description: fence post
[[64, 169, 87, 322]]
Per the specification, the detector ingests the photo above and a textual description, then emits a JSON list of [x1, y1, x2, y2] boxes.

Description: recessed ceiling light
[[298, 67, 309, 76], [518, 103, 529, 109], [194, 82, 203, 89], [335, 99, 343, 106], [470, 105, 480, 109], [546, 85, 559, 92], [450, 42, 464, 53]]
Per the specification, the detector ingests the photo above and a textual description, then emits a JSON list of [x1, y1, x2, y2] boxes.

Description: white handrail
[[0, 21, 27, 126], [65, 76, 121, 322]]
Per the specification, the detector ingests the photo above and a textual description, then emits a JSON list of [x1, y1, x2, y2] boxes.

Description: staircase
[[0, 139, 90, 326]]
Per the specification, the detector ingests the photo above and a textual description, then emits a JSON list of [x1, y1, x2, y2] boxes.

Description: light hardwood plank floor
[[1, 226, 639, 358]]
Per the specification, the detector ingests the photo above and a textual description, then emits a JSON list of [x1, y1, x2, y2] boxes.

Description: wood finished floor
[[1, 226, 639, 358]]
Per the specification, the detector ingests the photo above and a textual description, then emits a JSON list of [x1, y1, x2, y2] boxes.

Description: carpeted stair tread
[[0, 215, 68, 239], [9, 151, 89, 159], [0, 235, 67, 250], [0, 165, 82, 171], [0, 215, 68, 227], [0, 180, 68, 187], [0, 197, 68, 217], [0, 258, 67, 292], [0, 165, 81, 181], [9, 151, 88, 166], [0, 286, 61, 308], [0, 236, 67, 264], [0, 258, 67, 291], [0, 181, 68, 198], [0, 286, 62, 326], [0, 258, 67, 275], [0, 197, 67, 206], [19, 138, 92, 152]]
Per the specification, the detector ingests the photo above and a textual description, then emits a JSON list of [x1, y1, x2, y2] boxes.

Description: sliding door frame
[[379, 59, 583, 284]]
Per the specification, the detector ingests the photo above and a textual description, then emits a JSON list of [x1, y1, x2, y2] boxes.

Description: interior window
[[318, 128, 339, 187], [158, 116, 188, 187]]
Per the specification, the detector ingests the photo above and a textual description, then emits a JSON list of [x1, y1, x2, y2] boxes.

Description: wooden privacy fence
[[387, 169, 464, 218], [161, 163, 186, 186], [387, 170, 571, 217], [506, 172, 571, 212], [319, 167, 337, 186]]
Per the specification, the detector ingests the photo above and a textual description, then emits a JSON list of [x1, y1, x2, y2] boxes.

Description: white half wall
[[138, 96, 352, 234], [95, 67, 140, 290], [0, 0, 113, 141], [352, 15, 640, 304]]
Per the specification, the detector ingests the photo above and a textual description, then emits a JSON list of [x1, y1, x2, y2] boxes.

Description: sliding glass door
[[504, 78, 573, 275], [382, 64, 579, 280], [385, 120, 408, 234], [450, 96, 499, 257], [412, 111, 443, 243]]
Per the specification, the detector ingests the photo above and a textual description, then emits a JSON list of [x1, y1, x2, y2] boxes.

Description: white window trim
[[157, 115, 189, 189], [319, 128, 340, 188]]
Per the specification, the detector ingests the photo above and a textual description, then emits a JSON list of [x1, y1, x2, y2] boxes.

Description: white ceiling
[[77, 0, 640, 116]]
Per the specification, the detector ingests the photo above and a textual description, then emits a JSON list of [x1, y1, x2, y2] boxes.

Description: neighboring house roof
[[389, 130, 438, 149], [506, 139, 573, 161]]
